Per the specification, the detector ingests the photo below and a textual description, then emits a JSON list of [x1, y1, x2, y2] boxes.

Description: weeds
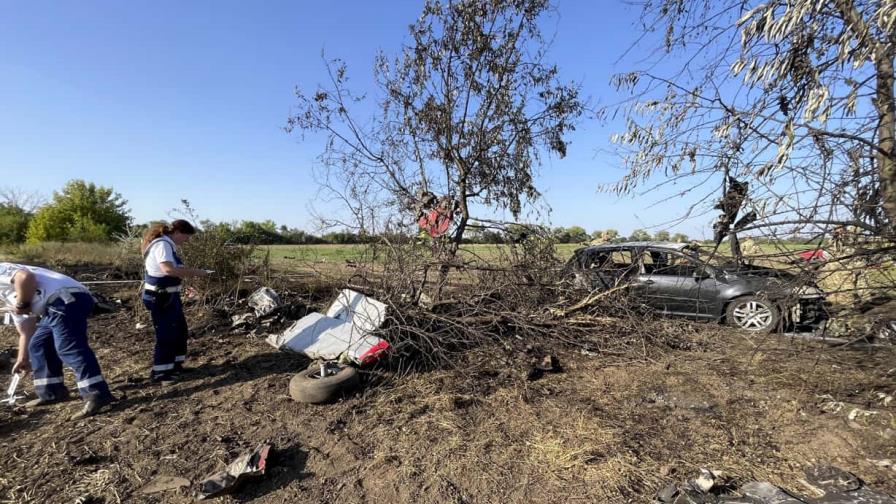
[[179, 228, 256, 307]]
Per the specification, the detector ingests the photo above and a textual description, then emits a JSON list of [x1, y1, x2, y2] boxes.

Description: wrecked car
[[565, 241, 828, 332]]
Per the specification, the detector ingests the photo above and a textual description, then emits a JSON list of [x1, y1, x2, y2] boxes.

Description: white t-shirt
[[144, 236, 178, 277], [0, 262, 88, 324]]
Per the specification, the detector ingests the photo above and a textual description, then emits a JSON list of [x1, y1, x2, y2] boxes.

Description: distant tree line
[[1, 180, 701, 246], [466, 225, 691, 245]]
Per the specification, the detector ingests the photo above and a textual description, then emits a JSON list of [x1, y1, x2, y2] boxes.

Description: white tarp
[[266, 289, 390, 366]]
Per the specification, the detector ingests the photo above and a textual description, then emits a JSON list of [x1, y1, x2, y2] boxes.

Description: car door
[[638, 249, 721, 318]]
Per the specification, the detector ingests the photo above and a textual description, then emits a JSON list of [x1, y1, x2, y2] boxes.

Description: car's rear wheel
[[725, 296, 780, 333]]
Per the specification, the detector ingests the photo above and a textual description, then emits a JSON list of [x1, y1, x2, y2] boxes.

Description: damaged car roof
[[583, 241, 694, 251]]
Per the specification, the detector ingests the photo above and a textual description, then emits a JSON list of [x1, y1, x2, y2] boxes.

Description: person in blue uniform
[[141, 220, 208, 383], [2, 263, 115, 419]]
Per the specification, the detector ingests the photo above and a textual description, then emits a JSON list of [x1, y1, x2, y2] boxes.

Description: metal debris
[[197, 444, 271, 500], [267, 289, 390, 366], [247, 288, 281, 317]]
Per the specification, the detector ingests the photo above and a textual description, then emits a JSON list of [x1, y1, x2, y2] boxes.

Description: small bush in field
[[178, 226, 256, 306]]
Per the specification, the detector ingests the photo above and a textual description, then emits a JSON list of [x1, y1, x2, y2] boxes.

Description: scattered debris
[[657, 466, 896, 503], [804, 465, 862, 494], [868, 459, 896, 472], [712, 175, 748, 245], [230, 313, 255, 329], [90, 294, 119, 315], [414, 190, 457, 238], [656, 483, 679, 502], [229, 288, 308, 335], [2, 373, 23, 405], [197, 444, 271, 500], [73, 493, 98, 504], [268, 312, 389, 366], [267, 289, 390, 366], [135, 322, 147, 330], [796, 249, 831, 262], [248, 287, 281, 317], [740, 481, 805, 503], [67, 451, 106, 466], [325, 289, 387, 333], [527, 354, 562, 381], [826, 297, 896, 345], [137, 476, 191, 495], [536, 354, 561, 372], [645, 392, 718, 414], [847, 407, 878, 422], [692, 468, 720, 493]]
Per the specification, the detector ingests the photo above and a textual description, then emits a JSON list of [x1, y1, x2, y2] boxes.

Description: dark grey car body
[[567, 241, 828, 329]]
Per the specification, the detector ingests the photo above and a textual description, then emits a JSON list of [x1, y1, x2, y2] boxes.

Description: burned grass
[[0, 270, 894, 503]]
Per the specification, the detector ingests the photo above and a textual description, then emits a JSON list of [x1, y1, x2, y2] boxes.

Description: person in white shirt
[[1, 263, 114, 419], [141, 220, 207, 383]]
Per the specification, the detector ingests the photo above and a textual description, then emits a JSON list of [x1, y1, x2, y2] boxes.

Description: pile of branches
[[347, 234, 699, 369]]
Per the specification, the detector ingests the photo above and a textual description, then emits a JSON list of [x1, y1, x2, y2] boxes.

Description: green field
[[257, 244, 370, 263], [255, 243, 584, 266], [255, 241, 810, 266], [0, 240, 850, 268]]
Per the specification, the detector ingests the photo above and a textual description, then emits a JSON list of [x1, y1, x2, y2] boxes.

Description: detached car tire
[[289, 363, 360, 404], [725, 296, 780, 333]]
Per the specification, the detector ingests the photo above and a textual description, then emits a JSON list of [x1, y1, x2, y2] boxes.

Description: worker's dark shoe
[[24, 393, 70, 408], [69, 395, 114, 421]]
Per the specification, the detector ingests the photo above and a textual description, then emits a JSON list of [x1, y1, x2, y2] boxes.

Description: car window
[[588, 252, 610, 268], [609, 250, 635, 270], [647, 250, 699, 276]]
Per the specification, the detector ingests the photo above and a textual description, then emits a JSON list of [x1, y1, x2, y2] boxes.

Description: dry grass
[[0, 241, 135, 269], [348, 334, 896, 503]]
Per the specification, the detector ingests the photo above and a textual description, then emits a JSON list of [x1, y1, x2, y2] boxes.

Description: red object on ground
[[418, 207, 452, 237], [797, 249, 829, 261], [357, 340, 391, 366]]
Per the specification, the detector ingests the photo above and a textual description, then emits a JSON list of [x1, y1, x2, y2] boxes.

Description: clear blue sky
[[0, 1, 710, 238]]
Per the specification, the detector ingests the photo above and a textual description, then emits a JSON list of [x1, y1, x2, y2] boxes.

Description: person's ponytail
[[141, 222, 172, 254]]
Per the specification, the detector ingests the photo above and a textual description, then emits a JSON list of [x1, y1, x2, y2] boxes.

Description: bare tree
[[609, 0, 895, 242], [0, 186, 44, 213], [287, 0, 583, 261]]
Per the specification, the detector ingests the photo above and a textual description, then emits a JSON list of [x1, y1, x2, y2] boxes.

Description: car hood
[[719, 264, 824, 297]]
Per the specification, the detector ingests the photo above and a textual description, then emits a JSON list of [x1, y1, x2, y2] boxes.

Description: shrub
[[0, 205, 30, 244], [26, 180, 131, 243]]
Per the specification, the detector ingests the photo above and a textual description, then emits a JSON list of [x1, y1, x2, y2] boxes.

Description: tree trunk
[[435, 180, 469, 300], [874, 51, 896, 231], [728, 231, 743, 264]]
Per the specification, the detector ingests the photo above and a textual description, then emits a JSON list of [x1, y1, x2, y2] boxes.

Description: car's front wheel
[[725, 296, 780, 333]]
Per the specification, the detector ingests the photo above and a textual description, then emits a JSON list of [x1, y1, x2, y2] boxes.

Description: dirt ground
[[1, 276, 894, 504]]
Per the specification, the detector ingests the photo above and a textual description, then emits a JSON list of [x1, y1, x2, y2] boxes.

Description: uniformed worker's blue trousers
[[29, 293, 113, 401], [142, 292, 188, 379]]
